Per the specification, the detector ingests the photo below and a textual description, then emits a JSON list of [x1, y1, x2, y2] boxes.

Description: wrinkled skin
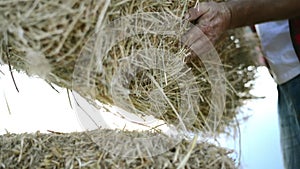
[[181, 2, 231, 60]]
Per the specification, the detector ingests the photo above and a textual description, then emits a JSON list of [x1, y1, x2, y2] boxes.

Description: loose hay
[[0, 130, 237, 169], [0, 0, 259, 133]]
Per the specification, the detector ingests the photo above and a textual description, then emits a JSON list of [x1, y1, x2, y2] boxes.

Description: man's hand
[[182, 2, 231, 47]]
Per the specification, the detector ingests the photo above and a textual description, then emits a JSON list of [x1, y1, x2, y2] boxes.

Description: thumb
[[184, 4, 209, 21]]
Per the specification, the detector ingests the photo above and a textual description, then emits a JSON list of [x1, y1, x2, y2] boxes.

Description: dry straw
[[0, 130, 237, 169], [0, 0, 259, 132], [0, 0, 261, 168]]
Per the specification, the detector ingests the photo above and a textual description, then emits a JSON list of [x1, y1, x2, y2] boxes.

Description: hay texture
[[0, 0, 259, 133], [0, 130, 237, 169]]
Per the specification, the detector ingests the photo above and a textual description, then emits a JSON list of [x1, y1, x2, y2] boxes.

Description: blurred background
[[0, 65, 283, 169]]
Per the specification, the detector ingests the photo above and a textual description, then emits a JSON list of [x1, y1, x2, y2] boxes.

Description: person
[[182, 1, 300, 169]]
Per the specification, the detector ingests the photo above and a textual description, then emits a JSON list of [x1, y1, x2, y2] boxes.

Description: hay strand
[[0, 130, 237, 169], [0, 0, 260, 134]]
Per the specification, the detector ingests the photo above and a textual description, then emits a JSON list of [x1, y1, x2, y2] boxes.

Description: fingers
[[184, 37, 213, 63], [190, 36, 212, 57], [182, 2, 222, 63], [184, 3, 209, 21], [181, 21, 213, 58], [182, 26, 213, 63], [181, 25, 204, 47], [182, 2, 214, 47]]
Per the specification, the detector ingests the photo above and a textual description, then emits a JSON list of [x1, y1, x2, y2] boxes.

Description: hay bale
[[0, 130, 237, 169], [0, 0, 259, 133]]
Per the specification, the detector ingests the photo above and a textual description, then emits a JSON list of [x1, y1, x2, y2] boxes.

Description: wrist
[[225, 0, 244, 29], [220, 2, 233, 30], [224, 0, 300, 28]]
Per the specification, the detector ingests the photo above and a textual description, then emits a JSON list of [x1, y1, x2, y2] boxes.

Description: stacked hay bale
[[0, 130, 237, 169], [0, 0, 259, 168], [0, 0, 259, 133]]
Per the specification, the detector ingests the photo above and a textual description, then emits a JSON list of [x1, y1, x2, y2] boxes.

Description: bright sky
[[0, 65, 284, 169], [0, 65, 168, 134], [0, 65, 82, 134], [238, 67, 284, 169]]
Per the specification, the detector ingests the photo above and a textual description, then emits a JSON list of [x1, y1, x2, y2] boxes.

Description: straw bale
[[0, 130, 237, 169], [0, 0, 259, 133]]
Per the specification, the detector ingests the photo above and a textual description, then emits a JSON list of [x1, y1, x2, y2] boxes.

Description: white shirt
[[255, 20, 300, 84]]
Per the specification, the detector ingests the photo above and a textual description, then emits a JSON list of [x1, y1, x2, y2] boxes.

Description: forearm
[[226, 0, 300, 28]]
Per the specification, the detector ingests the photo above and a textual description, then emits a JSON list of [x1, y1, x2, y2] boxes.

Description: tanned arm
[[227, 0, 300, 28], [182, 0, 300, 46]]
